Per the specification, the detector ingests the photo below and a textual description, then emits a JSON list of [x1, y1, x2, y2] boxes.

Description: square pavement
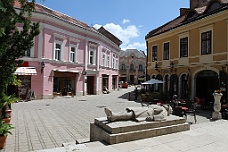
[[0, 86, 227, 152]]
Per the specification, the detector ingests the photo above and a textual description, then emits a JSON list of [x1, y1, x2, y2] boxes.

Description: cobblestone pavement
[[1, 87, 140, 152], [0, 86, 212, 152]]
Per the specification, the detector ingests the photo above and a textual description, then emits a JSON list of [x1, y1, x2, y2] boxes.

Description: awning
[[15, 67, 37, 75], [53, 69, 79, 73]]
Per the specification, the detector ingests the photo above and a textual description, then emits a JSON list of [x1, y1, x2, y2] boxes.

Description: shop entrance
[[87, 76, 95, 95], [196, 70, 218, 107], [53, 72, 76, 96]]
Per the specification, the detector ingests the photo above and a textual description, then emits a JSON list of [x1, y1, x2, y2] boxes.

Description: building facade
[[146, 0, 228, 106], [13, 3, 121, 99], [119, 49, 146, 85]]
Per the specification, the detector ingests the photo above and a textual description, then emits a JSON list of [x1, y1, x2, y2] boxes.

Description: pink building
[[14, 3, 122, 99]]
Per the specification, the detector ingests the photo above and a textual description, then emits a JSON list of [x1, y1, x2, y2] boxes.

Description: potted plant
[[0, 121, 14, 149], [0, 95, 18, 124]]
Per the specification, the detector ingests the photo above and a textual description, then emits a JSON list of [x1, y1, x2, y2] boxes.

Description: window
[[152, 46, 158, 62], [201, 31, 211, 55], [25, 49, 31, 57], [115, 58, 118, 69], [130, 64, 134, 71], [70, 47, 75, 62], [102, 54, 105, 66], [107, 55, 110, 67], [55, 43, 61, 60], [180, 37, 188, 57], [121, 64, 126, 71], [112, 57, 115, 68], [89, 50, 94, 64], [163, 42, 169, 60], [139, 64, 143, 71]]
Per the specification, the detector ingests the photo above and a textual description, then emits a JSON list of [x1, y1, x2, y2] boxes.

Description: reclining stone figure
[[104, 104, 172, 122]]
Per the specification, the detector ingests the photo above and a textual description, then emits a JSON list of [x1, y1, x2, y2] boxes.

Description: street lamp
[[170, 62, 176, 73], [82, 68, 87, 75]]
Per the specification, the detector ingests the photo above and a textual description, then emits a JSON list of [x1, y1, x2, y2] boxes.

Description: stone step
[[94, 115, 186, 134]]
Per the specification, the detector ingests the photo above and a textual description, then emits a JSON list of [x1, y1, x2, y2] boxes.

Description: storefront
[[53, 70, 77, 96], [14, 67, 37, 100], [112, 75, 118, 90], [102, 74, 109, 90]]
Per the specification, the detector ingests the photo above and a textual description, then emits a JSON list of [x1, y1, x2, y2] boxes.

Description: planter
[[212, 93, 223, 120], [5, 110, 12, 118], [0, 135, 7, 149], [2, 118, 11, 124]]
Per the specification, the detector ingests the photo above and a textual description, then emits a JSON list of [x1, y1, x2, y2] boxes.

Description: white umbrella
[[141, 79, 164, 85]]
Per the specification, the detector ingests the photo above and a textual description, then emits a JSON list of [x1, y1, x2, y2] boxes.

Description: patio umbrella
[[141, 79, 164, 85]]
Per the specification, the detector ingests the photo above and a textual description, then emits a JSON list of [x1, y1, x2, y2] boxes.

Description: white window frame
[[102, 53, 106, 66], [53, 33, 65, 61], [107, 54, 110, 67], [69, 45, 76, 63], [54, 41, 63, 61], [69, 38, 79, 63], [112, 56, 115, 69], [115, 58, 118, 69], [89, 45, 97, 65]]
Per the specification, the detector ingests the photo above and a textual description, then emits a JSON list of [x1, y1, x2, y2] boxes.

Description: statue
[[104, 104, 173, 122]]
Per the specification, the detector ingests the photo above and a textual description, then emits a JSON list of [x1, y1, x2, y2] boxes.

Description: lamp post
[[82, 68, 87, 96]]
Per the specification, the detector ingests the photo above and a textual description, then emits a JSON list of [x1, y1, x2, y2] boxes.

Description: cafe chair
[[172, 106, 184, 117], [183, 99, 197, 123]]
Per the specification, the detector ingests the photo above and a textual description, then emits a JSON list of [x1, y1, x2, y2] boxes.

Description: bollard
[[128, 92, 131, 101]]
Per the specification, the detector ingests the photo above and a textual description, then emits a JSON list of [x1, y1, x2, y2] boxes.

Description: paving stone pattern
[[1, 87, 140, 152], [0, 86, 215, 152]]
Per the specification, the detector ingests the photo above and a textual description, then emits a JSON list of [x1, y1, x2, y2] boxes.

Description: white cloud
[[122, 19, 130, 24], [93, 22, 146, 51], [122, 42, 146, 51], [93, 24, 102, 29]]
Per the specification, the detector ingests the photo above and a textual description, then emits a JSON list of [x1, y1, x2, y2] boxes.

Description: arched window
[[130, 64, 134, 71], [138, 64, 143, 71], [121, 64, 126, 71]]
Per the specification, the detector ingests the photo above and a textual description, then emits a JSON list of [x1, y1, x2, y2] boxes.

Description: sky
[[38, 0, 189, 53]]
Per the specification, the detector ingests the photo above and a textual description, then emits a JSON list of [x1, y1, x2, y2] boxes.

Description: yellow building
[[145, 0, 228, 107]]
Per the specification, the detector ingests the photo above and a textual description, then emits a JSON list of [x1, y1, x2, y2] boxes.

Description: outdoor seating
[[221, 103, 228, 119], [172, 106, 184, 117], [182, 99, 197, 123], [194, 97, 205, 110]]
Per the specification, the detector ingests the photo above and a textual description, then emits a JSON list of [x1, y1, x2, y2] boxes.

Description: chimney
[[180, 8, 189, 16]]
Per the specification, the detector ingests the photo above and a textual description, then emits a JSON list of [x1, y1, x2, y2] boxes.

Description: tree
[[0, 0, 40, 114]]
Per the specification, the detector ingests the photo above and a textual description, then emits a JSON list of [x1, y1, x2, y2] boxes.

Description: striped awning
[[15, 67, 37, 75]]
